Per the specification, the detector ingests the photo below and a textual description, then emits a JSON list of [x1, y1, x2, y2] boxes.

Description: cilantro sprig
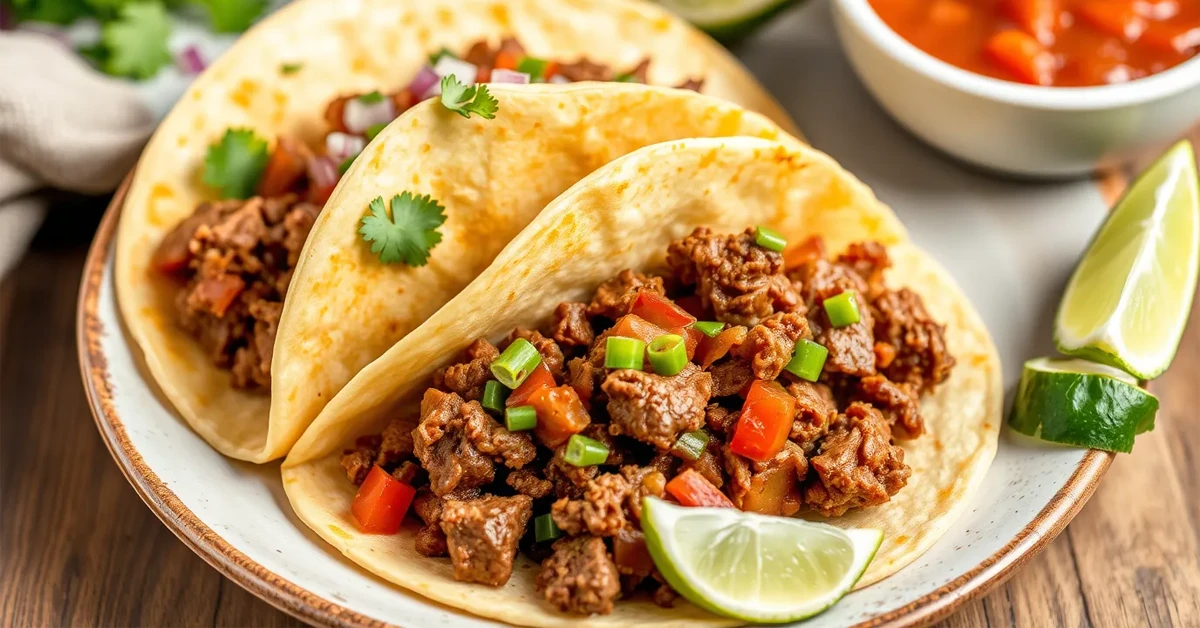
[[439, 76, 498, 120], [101, 2, 172, 79], [359, 193, 447, 266], [203, 129, 270, 199]]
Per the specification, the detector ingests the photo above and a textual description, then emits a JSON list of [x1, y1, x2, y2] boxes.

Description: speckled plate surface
[[79, 2, 1116, 626]]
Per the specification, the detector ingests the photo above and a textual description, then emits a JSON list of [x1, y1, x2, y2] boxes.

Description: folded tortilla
[[115, 0, 799, 462], [282, 137, 1002, 626]]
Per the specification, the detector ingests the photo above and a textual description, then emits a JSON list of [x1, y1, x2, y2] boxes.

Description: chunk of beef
[[376, 416, 416, 469], [412, 486, 481, 557], [733, 312, 811, 380], [805, 403, 910, 516], [613, 527, 655, 580], [856, 375, 923, 439], [552, 473, 630, 537], [507, 468, 554, 499], [871, 288, 955, 392], [546, 443, 599, 499], [412, 389, 535, 496], [837, 241, 890, 297], [603, 364, 712, 450], [550, 302, 595, 349], [724, 441, 807, 516], [567, 357, 599, 407], [433, 339, 500, 401], [581, 423, 628, 467], [464, 400, 538, 469], [787, 380, 838, 450], [620, 464, 667, 522], [441, 495, 533, 586], [340, 434, 381, 485], [508, 328, 565, 379], [557, 58, 616, 82], [709, 358, 754, 398], [794, 257, 876, 377], [536, 536, 622, 616], [587, 270, 665, 320], [679, 433, 725, 489], [666, 227, 791, 326], [705, 404, 738, 435]]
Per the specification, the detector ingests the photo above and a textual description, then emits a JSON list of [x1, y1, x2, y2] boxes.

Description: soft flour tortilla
[[115, 0, 799, 463], [282, 137, 1002, 627]]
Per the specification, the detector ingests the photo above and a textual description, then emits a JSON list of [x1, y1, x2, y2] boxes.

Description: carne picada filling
[[151, 38, 703, 391], [340, 227, 955, 616]]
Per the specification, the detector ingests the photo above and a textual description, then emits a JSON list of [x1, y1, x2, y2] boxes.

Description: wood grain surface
[[2, 129, 1198, 627]]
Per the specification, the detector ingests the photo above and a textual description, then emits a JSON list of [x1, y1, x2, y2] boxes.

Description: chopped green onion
[[490, 338, 543, 388], [337, 155, 356, 175], [358, 90, 385, 104], [614, 73, 637, 83], [691, 321, 725, 338], [428, 48, 456, 65], [482, 380, 508, 414], [365, 122, 388, 141], [534, 513, 562, 542], [516, 56, 550, 81], [505, 405, 537, 431], [648, 334, 687, 376], [823, 291, 861, 328], [754, 225, 787, 252], [671, 430, 710, 461], [605, 336, 645, 370], [785, 339, 829, 382], [280, 62, 303, 75], [564, 434, 609, 467]]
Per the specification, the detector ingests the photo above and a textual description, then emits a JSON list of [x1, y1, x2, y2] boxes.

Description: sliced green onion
[[671, 430, 710, 461], [358, 90, 385, 104], [648, 334, 688, 376], [534, 513, 562, 542], [365, 122, 388, 141], [564, 434, 609, 467], [690, 321, 725, 337], [516, 57, 550, 81], [490, 338, 543, 388], [338, 155, 356, 175], [613, 73, 637, 83], [428, 48, 456, 65], [754, 225, 787, 252], [482, 380, 508, 414], [605, 336, 645, 370], [823, 291, 861, 328], [505, 405, 537, 432], [785, 339, 829, 382]]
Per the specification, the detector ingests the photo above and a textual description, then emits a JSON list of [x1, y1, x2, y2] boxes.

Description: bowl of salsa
[[831, 0, 1200, 176]]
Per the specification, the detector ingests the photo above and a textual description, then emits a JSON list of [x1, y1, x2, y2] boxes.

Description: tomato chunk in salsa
[[868, 0, 1200, 86]]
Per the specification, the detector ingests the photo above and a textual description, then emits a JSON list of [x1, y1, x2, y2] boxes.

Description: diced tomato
[[1001, 0, 1059, 43], [1076, 0, 1147, 42], [666, 469, 735, 508], [694, 326, 748, 368], [631, 291, 697, 329], [611, 314, 670, 345], [529, 385, 591, 448], [929, 0, 974, 27], [541, 61, 561, 81], [506, 362, 556, 407], [476, 66, 493, 83], [258, 136, 311, 197], [194, 275, 245, 317], [152, 213, 211, 275], [306, 181, 337, 205], [351, 465, 416, 534], [984, 30, 1056, 85], [323, 95, 351, 133], [391, 88, 416, 115], [494, 51, 519, 71], [783, 236, 826, 271], [730, 380, 796, 462]]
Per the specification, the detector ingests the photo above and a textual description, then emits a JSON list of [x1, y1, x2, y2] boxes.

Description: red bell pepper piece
[[351, 465, 416, 534], [529, 385, 591, 448], [666, 469, 735, 508], [506, 362, 556, 407], [631, 291, 697, 329], [730, 380, 797, 462]]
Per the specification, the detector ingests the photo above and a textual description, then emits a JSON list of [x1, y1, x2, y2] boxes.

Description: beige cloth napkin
[[0, 32, 156, 279]]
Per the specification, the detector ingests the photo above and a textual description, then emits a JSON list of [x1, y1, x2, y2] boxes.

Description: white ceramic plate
[[79, 2, 1116, 626]]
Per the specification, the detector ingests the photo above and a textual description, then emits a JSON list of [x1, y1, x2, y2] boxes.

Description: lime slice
[[1055, 140, 1200, 380], [656, 0, 802, 40], [641, 497, 881, 623], [1008, 357, 1158, 453]]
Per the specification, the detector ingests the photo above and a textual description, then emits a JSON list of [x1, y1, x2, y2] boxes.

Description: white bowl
[[831, 0, 1200, 178]]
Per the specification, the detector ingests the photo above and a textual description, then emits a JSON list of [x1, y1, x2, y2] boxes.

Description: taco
[[114, 0, 798, 462], [281, 137, 1002, 626]]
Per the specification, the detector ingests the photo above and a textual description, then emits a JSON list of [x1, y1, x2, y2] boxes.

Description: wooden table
[[2, 133, 1198, 627]]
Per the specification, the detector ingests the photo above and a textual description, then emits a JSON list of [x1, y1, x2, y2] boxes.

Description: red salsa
[[868, 0, 1200, 86]]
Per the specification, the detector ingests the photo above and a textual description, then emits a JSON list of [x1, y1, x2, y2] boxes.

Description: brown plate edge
[[78, 175, 1114, 628]]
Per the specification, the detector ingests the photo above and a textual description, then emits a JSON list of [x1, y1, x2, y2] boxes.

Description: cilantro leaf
[[365, 122, 388, 141], [203, 129, 270, 199], [12, 0, 92, 24], [516, 57, 550, 82], [358, 91, 385, 104], [198, 0, 265, 33], [428, 48, 456, 65], [101, 2, 172, 80], [359, 192, 447, 266], [439, 76, 498, 120], [280, 62, 303, 75]]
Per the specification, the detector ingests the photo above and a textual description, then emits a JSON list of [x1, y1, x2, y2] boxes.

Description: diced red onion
[[490, 69, 530, 84], [549, 74, 572, 85], [408, 65, 441, 100], [343, 96, 395, 135], [325, 132, 366, 161], [306, 155, 340, 189], [429, 57, 478, 95], [176, 45, 207, 75]]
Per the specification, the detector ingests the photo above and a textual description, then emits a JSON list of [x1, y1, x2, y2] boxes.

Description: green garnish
[[564, 434, 609, 467], [365, 122, 389, 141], [490, 338, 543, 388], [605, 336, 646, 370], [671, 430, 710, 461], [785, 339, 828, 382], [482, 380, 508, 414], [358, 192, 447, 266], [754, 225, 787, 252], [534, 513, 562, 542], [428, 48, 457, 65], [100, 2, 172, 79], [614, 73, 638, 83], [198, 0, 266, 33], [505, 406, 538, 432], [337, 156, 357, 175], [358, 90, 385, 104], [691, 321, 725, 338], [281, 62, 303, 75], [516, 56, 550, 82], [202, 128, 269, 199], [439, 75, 499, 120], [648, 334, 687, 376], [823, 291, 861, 328]]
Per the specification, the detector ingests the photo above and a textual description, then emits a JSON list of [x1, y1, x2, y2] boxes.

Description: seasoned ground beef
[[508, 328, 565, 379], [441, 495, 533, 586], [566, 357, 599, 407], [412, 389, 535, 496], [507, 468, 554, 499], [837, 241, 890, 297], [546, 443, 599, 499], [709, 358, 754, 398], [667, 227, 792, 326], [587, 270, 665, 320], [678, 433, 725, 489], [552, 473, 630, 537], [412, 486, 481, 557], [725, 441, 807, 516], [433, 339, 499, 401], [704, 403, 738, 435], [787, 380, 838, 450], [872, 288, 955, 393], [733, 311, 811, 380], [793, 257, 877, 377], [551, 302, 595, 349], [856, 375, 923, 439], [536, 536, 622, 616], [620, 465, 667, 523], [603, 364, 712, 450], [805, 403, 910, 516]]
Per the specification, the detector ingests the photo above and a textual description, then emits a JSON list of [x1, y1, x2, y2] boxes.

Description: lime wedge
[[656, 0, 802, 40], [1008, 357, 1158, 453], [1055, 140, 1200, 380], [641, 497, 881, 623]]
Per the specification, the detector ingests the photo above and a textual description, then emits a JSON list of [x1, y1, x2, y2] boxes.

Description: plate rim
[[78, 175, 1115, 628]]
